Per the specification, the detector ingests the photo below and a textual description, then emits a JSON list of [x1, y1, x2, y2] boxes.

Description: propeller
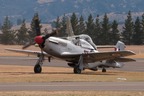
[[22, 17, 60, 49], [22, 17, 41, 49]]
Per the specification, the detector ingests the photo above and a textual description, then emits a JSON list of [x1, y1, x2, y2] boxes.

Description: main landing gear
[[102, 67, 106, 72], [34, 54, 44, 73], [34, 64, 42, 73], [74, 65, 81, 74], [73, 55, 84, 74]]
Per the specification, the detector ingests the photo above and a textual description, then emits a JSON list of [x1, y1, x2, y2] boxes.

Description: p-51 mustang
[[6, 17, 136, 74]]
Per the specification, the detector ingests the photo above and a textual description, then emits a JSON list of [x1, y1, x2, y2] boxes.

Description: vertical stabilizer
[[66, 17, 74, 37], [115, 41, 126, 51]]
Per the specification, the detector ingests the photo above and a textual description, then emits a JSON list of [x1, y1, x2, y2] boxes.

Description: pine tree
[[1, 16, 15, 44], [59, 14, 67, 37], [132, 17, 143, 45], [28, 13, 41, 42], [94, 15, 102, 44], [122, 11, 134, 45], [110, 20, 120, 44], [101, 13, 111, 44], [141, 13, 144, 44], [85, 14, 95, 39], [71, 12, 79, 35], [16, 19, 28, 45], [52, 16, 63, 36], [77, 15, 86, 34]]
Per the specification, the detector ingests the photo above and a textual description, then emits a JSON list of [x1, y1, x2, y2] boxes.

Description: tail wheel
[[34, 64, 42, 73], [74, 66, 81, 74]]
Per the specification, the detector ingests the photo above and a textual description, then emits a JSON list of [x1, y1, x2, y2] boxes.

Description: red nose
[[34, 36, 44, 44]]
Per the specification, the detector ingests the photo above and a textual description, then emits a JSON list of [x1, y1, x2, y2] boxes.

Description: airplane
[[5, 17, 136, 74]]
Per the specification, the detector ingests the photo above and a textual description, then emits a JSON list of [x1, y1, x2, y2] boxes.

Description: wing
[[5, 48, 51, 57], [61, 50, 135, 63]]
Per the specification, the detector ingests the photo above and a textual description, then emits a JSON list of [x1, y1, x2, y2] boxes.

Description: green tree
[[1, 16, 15, 44], [51, 16, 61, 36], [141, 13, 144, 44], [85, 14, 95, 38], [132, 17, 143, 45], [122, 11, 134, 45], [101, 13, 111, 44], [71, 12, 79, 35], [94, 15, 102, 44], [28, 13, 41, 42], [110, 20, 120, 44], [77, 15, 86, 35], [59, 14, 67, 37], [16, 19, 28, 45]]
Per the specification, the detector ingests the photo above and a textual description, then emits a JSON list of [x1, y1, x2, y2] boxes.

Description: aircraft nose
[[34, 36, 44, 44]]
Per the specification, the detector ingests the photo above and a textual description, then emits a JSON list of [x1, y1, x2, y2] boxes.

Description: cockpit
[[71, 34, 97, 50]]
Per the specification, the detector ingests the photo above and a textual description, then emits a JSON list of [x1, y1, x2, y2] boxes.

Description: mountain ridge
[[0, 0, 144, 23]]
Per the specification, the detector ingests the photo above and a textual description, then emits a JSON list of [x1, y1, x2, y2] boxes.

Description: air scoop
[[34, 36, 44, 44]]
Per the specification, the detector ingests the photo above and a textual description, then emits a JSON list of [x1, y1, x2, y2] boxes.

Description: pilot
[[73, 37, 81, 46]]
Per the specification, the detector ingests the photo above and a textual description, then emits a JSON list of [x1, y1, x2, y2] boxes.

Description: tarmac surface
[[0, 56, 144, 91], [0, 82, 144, 91]]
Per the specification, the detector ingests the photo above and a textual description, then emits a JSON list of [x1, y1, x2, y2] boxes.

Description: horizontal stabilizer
[[114, 58, 136, 62], [97, 46, 115, 49]]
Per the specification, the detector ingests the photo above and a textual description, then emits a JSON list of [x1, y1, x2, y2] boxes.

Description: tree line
[[0, 11, 144, 45], [54, 11, 144, 45], [0, 13, 40, 45]]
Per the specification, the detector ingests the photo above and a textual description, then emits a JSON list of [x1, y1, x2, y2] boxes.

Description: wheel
[[102, 68, 106, 72], [74, 66, 81, 74], [34, 64, 42, 73]]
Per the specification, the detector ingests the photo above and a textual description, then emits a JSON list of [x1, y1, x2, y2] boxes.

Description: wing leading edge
[[5, 48, 50, 57]]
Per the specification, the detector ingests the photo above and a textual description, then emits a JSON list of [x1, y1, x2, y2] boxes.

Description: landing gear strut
[[102, 67, 106, 72], [73, 55, 84, 74], [34, 54, 44, 73]]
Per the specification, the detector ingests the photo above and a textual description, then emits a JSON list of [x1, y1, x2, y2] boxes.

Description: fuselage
[[43, 36, 97, 58]]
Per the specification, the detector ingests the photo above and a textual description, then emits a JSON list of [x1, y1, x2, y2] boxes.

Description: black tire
[[102, 68, 106, 72], [74, 66, 81, 74], [34, 64, 42, 73]]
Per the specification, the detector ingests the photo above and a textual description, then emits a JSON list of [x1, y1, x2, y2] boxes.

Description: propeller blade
[[43, 29, 59, 40], [22, 42, 35, 49], [22, 17, 41, 49], [22, 17, 63, 49]]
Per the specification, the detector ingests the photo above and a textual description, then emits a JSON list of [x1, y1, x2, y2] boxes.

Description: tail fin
[[66, 17, 74, 37], [115, 41, 126, 51]]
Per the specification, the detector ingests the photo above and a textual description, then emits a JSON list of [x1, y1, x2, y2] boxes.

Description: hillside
[[0, 0, 144, 23]]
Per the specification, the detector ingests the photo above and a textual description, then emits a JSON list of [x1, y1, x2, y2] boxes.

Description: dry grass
[[0, 65, 144, 83], [0, 65, 143, 96], [0, 91, 144, 96]]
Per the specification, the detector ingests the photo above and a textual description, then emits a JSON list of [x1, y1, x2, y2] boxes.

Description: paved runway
[[0, 82, 144, 91], [0, 56, 143, 72], [0, 56, 144, 91]]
